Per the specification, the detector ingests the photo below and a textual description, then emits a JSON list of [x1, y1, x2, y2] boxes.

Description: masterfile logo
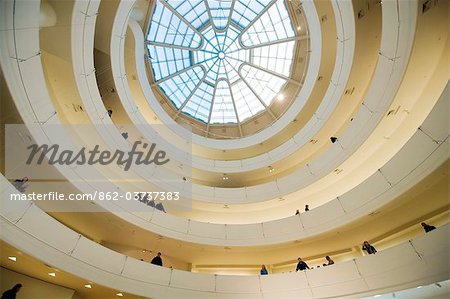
[[4, 124, 193, 212], [25, 141, 170, 171]]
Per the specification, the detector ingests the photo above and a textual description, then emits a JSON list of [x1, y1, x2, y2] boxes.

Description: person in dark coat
[[147, 199, 156, 208], [1, 284, 22, 299], [421, 222, 436, 233], [324, 255, 335, 266], [260, 265, 268, 275], [150, 252, 163, 266], [362, 241, 377, 255], [296, 257, 310, 271]]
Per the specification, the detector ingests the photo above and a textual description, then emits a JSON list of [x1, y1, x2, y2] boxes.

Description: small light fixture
[[222, 174, 229, 180], [297, 25, 301, 31], [277, 94, 285, 101], [116, 293, 124, 297], [84, 284, 92, 289], [374, 295, 381, 298], [268, 166, 275, 173], [48, 272, 56, 277], [417, 286, 422, 289], [8, 256, 17, 262]]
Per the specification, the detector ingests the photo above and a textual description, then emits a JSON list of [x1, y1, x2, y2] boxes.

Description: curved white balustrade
[[70, 0, 442, 212], [123, 0, 353, 167], [0, 0, 185, 222], [0, 0, 448, 247], [167, 0, 445, 208], [107, 83, 449, 246], [1, 0, 193, 209], [125, 0, 346, 172], [0, 182, 448, 298], [123, 0, 398, 177], [2, 79, 448, 249], [78, 83, 450, 245], [70, 0, 190, 194]]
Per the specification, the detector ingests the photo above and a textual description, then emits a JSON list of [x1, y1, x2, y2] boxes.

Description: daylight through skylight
[[146, 0, 296, 124]]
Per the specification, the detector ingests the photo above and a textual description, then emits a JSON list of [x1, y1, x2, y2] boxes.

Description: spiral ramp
[[0, 0, 449, 298]]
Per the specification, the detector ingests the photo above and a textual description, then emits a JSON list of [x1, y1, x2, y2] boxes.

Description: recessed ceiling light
[[277, 94, 285, 101], [297, 26, 301, 30], [268, 166, 275, 173], [48, 272, 56, 277], [116, 293, 124, 297], [8, 256, 17, 262], [84, 284, 92, 289], [417, 286, 422, 289]]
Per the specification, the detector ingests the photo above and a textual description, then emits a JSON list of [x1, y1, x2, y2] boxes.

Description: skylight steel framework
[[145, 0, 305, 135]]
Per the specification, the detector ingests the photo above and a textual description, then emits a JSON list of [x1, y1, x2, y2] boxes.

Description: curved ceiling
[[2, 0, 447, 224], [0, 0, 449, 295], [110, 0, 448, 223]]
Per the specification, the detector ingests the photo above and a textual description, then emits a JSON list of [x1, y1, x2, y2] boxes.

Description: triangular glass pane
[[165, 0, 209, 30], [241, 0, 294, 47], [240, 64, 286, 105], [158, 66, 205, 108], [251, 41, 295, 76], [181, 81, 214, 123], [210, 81, 237, 124], [147, 45, 191, 81], [231, 80, 264, 122]]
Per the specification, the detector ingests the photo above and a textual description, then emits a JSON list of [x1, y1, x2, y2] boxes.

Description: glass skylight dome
[[146, 0, 301, 129]]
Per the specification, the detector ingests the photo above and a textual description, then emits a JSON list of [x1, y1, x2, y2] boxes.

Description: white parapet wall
[[1, 176, 449, 298]]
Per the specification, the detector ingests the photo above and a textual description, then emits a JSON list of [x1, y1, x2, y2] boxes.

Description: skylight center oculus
[[146, 0, 297, 125]]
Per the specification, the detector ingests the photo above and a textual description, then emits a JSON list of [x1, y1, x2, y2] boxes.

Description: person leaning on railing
[[296, 257, 310, 271], [362, 241, 377, 255]]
